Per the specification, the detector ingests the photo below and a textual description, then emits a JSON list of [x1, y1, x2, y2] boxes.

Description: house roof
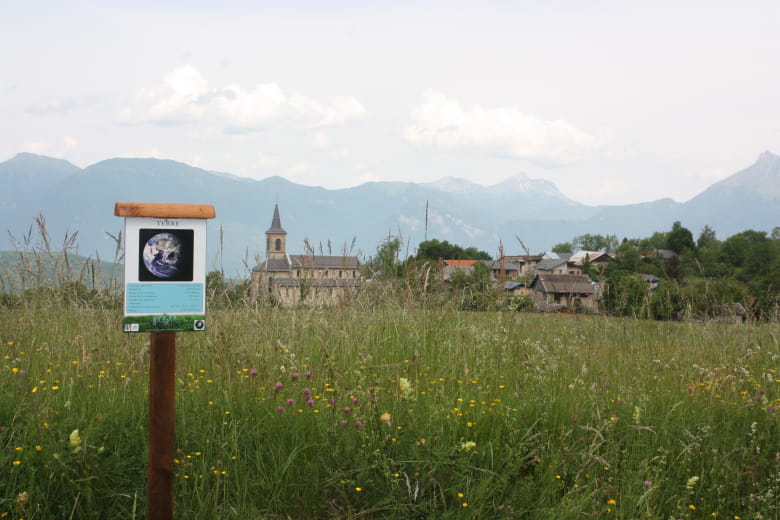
[[569, 250, 613, 265], [483, 260, 521, 271], [443, 259, 480, 267], [536, 258, 570, 271], [531, 273, 595, 295], [503, 281, 528, 290], [255, 254, 360, 272], [289, 255, 360, 269]]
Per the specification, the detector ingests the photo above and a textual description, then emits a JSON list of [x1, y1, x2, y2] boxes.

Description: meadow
[[1, 298, 778, 519]]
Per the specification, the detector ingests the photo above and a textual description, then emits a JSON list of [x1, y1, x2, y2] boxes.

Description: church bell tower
[[265, 204, 287, 260]]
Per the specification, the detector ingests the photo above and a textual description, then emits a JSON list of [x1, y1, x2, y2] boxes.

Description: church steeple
[[265, 204, 287, 260]]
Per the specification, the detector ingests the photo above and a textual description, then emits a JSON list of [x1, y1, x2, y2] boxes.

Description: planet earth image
[[142, 232, 184, 279]]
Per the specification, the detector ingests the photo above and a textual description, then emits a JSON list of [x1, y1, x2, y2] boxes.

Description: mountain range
[[1, 151, 778, 276]]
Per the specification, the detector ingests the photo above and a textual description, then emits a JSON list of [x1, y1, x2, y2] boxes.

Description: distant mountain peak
[[421, 177, 480, 192]]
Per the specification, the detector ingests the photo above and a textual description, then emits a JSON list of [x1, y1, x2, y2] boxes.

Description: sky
[[2, 0, 779, 206]]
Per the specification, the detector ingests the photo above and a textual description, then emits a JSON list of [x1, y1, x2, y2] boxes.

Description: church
[[250, 205, 362, 306]]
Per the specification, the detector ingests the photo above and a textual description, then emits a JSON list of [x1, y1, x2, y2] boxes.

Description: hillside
[[0, 151, 778, 274]]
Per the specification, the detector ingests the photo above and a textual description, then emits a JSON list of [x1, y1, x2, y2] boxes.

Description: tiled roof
[[289, 255, 360, 269], [536, 258, 569, 271], [531, 273, 595, 295], [443, 259, 480, 267], [483, 260, 521, 271]]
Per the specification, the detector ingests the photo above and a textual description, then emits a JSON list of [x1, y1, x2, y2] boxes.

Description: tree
[[667, 221, 696, 255], [697, 225, 717, 249], [552, 242, 574, 253], [366, 236, 403, 280], [572, 233, 619, 252], [415, 239, 491, 261]]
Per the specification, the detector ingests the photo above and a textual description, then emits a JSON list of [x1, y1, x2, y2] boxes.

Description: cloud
[[404, 91, 604, 165], [26, 94, 100, 115], [120, 65, 366, 132]]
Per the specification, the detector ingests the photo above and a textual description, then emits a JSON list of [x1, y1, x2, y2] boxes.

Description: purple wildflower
[[343, 406, 351, 414], [286, 398, 295, 406], [276, 406, 284, 413], [303, 387, 311, 397], [352, 397, 359, 405], [340, 420, 348, 426], [291, 372, 300, 381], [249, 369, 258, 377], [307, 399, 315, 407], [305, 371, 312, 379], [274, 381, 283, 393], [354, 420, 363, 430]]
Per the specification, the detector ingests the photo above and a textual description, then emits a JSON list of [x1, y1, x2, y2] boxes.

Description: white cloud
[[23, 141, 47, 154], [404, 91, 604, 165], [312, 132, 329, 148], [63, 136, 78, 150], [288, 161, 311, 174], [120, 65, 367, 132]]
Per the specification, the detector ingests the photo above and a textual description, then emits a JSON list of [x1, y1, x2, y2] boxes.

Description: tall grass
[[1, 296, 778, 518]]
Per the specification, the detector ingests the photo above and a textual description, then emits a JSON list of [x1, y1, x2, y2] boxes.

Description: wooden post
[[148, 332, 176, 520]]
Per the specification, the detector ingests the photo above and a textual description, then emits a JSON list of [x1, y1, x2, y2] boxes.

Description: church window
[[275, 238, 281, 251]]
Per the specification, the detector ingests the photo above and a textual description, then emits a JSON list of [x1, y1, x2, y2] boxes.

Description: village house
[[441, 259, 523, 283], [535, 258, 583, 275], [250, 205, 361, 306], [529, 273, 598, 311]]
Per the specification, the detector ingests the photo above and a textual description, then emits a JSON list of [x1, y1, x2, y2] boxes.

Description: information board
[[121, 216, 208, 332]]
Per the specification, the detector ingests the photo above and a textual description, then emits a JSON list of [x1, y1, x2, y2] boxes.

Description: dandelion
[[607, 499, 617, 505], [355, 487, 362, 492]]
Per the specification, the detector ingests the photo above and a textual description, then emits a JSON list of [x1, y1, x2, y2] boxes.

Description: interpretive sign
[[115, 202, 215, 332]]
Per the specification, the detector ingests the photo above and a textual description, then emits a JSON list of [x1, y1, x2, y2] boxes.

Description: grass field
[[1, 300, 778, 518]]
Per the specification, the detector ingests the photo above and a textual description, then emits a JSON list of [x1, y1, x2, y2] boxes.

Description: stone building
[[250, 205, 361, 306]]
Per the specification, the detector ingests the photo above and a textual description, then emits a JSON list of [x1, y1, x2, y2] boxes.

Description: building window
[[275, 238, 282, 251], [339, 270, 343, 278]]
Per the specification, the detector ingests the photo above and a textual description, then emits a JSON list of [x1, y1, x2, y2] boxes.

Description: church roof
[[265, 204, 287, 235], [254, 254, 361, 272], [290, 255, 360, 269]]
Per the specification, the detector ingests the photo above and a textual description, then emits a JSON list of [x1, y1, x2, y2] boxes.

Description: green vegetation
[[1, 283, 778, 518]]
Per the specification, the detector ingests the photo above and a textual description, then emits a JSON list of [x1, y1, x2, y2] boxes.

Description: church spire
[[266, 203, 287, 235]]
